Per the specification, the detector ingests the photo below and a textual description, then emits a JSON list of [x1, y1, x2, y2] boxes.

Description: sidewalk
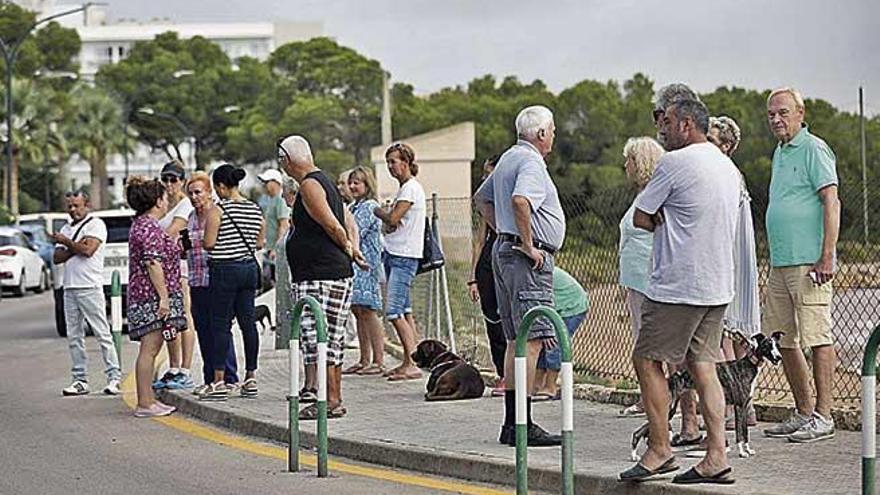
[[160, 332, 870, 495]]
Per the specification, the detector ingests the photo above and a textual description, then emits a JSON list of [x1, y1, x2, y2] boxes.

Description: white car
[[0, 227, 51, 297]]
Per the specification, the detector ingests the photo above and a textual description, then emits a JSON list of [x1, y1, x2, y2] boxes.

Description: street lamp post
[[137, 107, 197, 169], [0, 2, 101, 216]]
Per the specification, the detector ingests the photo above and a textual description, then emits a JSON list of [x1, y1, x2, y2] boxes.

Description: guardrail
[[862, 324, 880, 495], [288, 295, 329, 477], [515, 305, 574, 495]]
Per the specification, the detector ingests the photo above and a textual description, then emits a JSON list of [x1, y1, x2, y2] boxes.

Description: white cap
[[258, 169, 283, 184]]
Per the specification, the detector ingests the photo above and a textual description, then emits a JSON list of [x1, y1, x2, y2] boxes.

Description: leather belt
[[497, 233, 558, 255]]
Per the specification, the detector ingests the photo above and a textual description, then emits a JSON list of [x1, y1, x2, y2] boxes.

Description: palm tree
[[66, 85, 125, 210]]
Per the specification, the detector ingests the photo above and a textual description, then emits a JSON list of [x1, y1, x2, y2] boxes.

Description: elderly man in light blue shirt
[[474, 105, 566, 448]]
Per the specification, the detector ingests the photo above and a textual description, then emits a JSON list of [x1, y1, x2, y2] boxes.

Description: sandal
[[387, 370, 422, 381], [532, 392, 554, 402], [299, 387, 317, 403], [618, 457, 679, 482], [382, 365, 404, 377], [342, 363, 367, 375], [357, 364, 386, 376], [298, 403, 348, 420], [672, 466, 734, 485], [328, 403, 347, 419]]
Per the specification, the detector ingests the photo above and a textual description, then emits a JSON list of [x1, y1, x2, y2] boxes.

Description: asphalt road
[[0, 292, 504, 495]]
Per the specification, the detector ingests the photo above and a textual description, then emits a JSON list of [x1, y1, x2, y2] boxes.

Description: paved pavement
[[161, 325, 877, 495], [0, 293, 513, 495]]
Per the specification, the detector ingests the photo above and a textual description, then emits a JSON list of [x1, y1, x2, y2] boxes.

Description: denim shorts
[[383, 252, 419, 320], [537, 312, 586, 371]]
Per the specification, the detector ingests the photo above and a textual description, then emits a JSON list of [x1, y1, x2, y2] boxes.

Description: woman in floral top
[[126, 176, 187, 418], [342, 166, 385, 375]]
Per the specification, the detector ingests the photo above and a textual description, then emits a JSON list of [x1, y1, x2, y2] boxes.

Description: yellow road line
[[121, 372, 511, 495]]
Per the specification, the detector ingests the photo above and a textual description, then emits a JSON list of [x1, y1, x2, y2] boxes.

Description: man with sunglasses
[[153, 160, 197, 391]]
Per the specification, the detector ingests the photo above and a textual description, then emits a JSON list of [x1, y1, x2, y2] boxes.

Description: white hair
[[279, 135, 314, 164], [515, 105, 554, 140], [767, 87, 805, 110]]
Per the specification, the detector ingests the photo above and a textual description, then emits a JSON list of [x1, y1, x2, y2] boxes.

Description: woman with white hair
[[709, 115, 760, 428], [617, 137, 665, 418], [274, 174, 298, 349]]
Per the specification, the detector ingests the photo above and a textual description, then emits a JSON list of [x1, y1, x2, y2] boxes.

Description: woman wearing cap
[[153, 160, 197, 391], [126, 176, 186, 417], [200, 164, 265, 401], [373, 142, 425, 382]]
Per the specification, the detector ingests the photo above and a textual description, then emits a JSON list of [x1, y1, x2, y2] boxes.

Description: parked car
[[18, 224, 55, 272], [0, 227, 51, 297], [52, 209, 133, 337], [17, 212, 69, 292]]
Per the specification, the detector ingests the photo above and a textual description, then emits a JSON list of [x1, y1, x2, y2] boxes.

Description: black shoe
[[499, 423, 562, 447]]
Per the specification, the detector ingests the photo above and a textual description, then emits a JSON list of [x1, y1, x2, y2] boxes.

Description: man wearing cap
[[258, 169, 291, 288]]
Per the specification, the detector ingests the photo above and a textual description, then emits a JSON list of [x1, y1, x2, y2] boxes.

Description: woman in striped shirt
[[200, 164, 265, 401]]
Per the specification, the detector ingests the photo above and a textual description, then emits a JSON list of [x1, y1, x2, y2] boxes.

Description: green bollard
[[862, 324, 880, 495], [110, 270, 123, 368], [289, 295, 330, 477], [514, 305, 574, 495]]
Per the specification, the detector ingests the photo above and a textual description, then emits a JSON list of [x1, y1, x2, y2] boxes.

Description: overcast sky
[[110, 0, 879, 114]]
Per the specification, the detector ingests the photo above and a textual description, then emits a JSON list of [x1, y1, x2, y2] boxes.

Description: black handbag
[[417, 217, 445, 274]]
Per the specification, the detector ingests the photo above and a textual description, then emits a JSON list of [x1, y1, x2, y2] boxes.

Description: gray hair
[[709, 115, 742, 154], [767, 87, 805, 110], [515, 105, 554, 140], [281, 174, 299, 196], [279, 135, 314, 164], [668, 99, 710, 134], [623, 137, 665, 189], [653, 83, 700, 112]]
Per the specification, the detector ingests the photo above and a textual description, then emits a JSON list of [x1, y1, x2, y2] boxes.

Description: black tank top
[[286, 170, 354, 282]]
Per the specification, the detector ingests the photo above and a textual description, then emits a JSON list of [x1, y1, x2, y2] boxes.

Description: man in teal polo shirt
[[762, 88, 840, 444]]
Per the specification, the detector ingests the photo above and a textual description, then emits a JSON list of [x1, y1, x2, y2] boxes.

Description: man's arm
[[633, 208, 663, 232], [300, 179, 351, 255], [275, 218, 291, 247], [50, 233, 101, 258], [511, 195, 544, 269], [813, 185, 840, 284], [53, 247, 73, 264]]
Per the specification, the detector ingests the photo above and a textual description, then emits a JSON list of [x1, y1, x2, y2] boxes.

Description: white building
[[16, 0, 323, 205]]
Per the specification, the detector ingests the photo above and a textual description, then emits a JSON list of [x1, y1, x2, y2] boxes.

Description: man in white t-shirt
[[50, 191, 121, 396], [620, 99, 740, 484]]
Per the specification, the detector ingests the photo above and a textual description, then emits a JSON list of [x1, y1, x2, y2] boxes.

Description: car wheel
[[34, 268, 48, 294], [13, 270, 26, 297], [54, 288, 67, 337]]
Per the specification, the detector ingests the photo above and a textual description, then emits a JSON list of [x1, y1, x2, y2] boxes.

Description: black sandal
[[618, 457, 679, 482], [298, 387, 317, 403], [672, 466, 735, 485]]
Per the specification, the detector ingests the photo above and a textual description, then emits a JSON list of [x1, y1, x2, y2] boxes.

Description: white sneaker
[[103, 379, 121, 396], [788, 412, 835, 443], [763, 411, 810, 438], [62, 381, 90, 396]]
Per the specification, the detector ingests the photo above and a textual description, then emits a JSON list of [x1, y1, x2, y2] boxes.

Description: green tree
[[66, 86, 125, 209]]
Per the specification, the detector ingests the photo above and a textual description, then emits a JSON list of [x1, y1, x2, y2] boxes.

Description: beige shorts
[[633, 298, 726, 364], [626, 289, 647, 343], [763, 265, 833, 349]]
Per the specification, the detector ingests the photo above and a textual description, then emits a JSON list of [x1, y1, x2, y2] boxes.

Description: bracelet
[[466, 280, 478, 286]]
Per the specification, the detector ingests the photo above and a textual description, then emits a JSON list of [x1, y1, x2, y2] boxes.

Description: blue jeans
[[537, 312, 586, 371], [191, 286, 239, 384], [209, 260, 260, 373], [382, 252, 418, 320]]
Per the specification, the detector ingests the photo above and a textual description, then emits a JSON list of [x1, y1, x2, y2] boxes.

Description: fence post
[[515, 305, 574, 495], [110, 270, 122, 367], [862, 324, 880, 495], [288, 295, 330, 476]]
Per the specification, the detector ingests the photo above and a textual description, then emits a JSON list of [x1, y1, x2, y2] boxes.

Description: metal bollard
[[515, 305, 574, 495], [862, 324, 880, 495], [289, 295, 330, 477], [110, 270, 123, 368]]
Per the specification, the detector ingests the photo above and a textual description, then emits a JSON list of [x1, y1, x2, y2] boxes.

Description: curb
[[160, 388, 756, 495]]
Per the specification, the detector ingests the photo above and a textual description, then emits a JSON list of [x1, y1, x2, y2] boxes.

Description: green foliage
[[0, 203, 13, 224]]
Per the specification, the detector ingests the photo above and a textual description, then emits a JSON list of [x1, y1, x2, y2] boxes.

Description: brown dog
[[411, 340, 485, 401]]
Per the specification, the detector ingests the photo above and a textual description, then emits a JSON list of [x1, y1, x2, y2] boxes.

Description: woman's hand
[[468, 281, 480, 303], [157, 296, 171, 320]]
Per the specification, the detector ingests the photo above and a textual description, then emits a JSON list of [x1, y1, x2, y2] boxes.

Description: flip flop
[[327, 404, 347, 419], [387, 370, 423, 381], [618, 457, 679, 482], [672, 466, 735, 485], [382, 365, 403, 377], [532, 392, 554, 402], [357, 364, 386, 376], [342, 363, 367, 375], [298, 404, 319, 421]]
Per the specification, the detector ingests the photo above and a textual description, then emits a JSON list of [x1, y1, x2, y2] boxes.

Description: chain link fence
[[408, 177, 879, 406]]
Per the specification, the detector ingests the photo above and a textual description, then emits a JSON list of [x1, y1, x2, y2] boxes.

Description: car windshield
[[53, 219, 67, 233], [101, 216, 133, 244]]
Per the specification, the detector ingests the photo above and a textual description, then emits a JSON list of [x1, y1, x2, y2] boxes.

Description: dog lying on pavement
[[411, 339, 485, 401], [630, 331, 784, 461], [254, 304, 272, 333]]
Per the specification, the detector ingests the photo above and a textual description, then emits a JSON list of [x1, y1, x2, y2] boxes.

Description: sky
[[109, 0, 879, 114]]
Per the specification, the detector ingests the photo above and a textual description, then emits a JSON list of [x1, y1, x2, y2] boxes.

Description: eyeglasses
[[161, 176, 180, 184], [276, 139, 292, 164]]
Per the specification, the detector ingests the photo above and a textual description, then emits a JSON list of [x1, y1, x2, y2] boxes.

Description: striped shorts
[[292, 278, 353, 366]]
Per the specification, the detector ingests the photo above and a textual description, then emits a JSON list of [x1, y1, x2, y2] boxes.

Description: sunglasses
[[161, 175, 180, 184], [652, 109, 664, 123], [276, 139, 292, 164]]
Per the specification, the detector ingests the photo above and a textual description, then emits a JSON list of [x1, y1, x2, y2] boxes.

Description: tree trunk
[[89, 152, 108, 210], [11, 152, 20, 217]]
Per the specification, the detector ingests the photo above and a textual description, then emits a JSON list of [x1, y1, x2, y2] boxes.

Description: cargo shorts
[[492, 239, 556, 342], [763, 265, 834, 349]]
